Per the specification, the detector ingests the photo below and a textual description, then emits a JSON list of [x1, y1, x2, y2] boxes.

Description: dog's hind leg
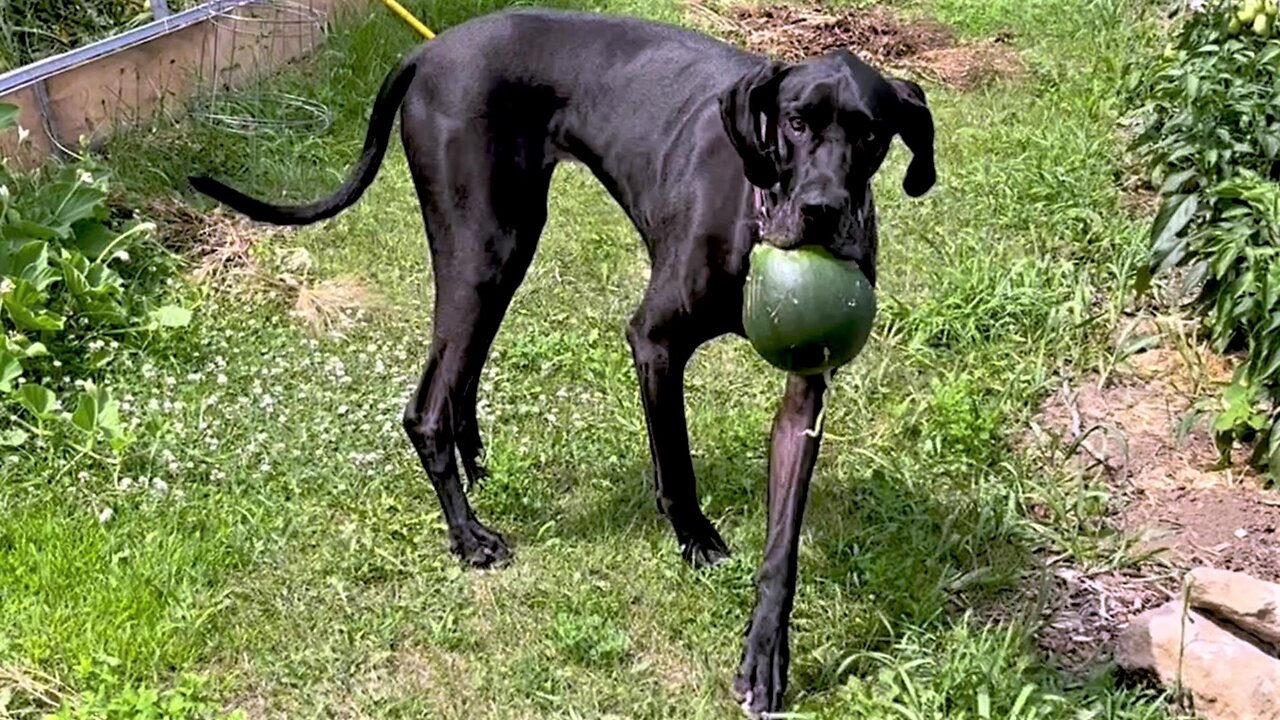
[[454, 374, 488, 490], [399, 108, 554, 567]]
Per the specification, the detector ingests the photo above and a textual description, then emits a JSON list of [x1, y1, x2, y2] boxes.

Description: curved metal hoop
[[193, 0, 330, 135], [190, 90, 332, 135]]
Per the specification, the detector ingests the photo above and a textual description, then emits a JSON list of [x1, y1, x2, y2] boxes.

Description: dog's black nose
[[799, 200, 844, 233], [797, 186, 850, 228]]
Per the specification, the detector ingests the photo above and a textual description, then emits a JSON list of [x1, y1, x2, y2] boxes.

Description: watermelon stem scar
[[802, 406, 825, 438]]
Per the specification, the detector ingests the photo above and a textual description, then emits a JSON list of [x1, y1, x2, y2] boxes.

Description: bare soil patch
[[688, 1, 1026, 90], [1032, 346, 1241, 494], [1120, 486, 1280, 583], [1119, 186, 1160, 218], [725, 3, 955, 64], [904, 39, 1028, 91], [1019, 317, 1280, 674]]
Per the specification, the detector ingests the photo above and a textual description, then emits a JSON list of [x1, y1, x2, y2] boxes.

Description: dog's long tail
[[187, 59, 418, 226]]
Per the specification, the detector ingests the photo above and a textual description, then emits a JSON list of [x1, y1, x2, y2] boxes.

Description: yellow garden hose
[[378, 0, 436, 39]]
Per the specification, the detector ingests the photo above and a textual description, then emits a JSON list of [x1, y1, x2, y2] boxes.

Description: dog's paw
[[733, 626, 788, 718], [681, 531, 731, 568], [678, 519, 731, 568], [448, 522, 512, 568]]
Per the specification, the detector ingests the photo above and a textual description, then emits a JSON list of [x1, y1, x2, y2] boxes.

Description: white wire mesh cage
[[189, 0, 332, 135]]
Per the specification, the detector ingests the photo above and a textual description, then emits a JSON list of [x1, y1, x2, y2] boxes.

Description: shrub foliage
[[1128, 0, 1280, 482], [0, 0, 201, 70], [0, 103, 190, 457]]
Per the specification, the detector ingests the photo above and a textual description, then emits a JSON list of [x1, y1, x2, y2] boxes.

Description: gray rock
[[1114, 601, 1280, 720], [1186, 566, 1280, 653]]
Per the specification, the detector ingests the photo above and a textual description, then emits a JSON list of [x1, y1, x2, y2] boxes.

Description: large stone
[[1186, 566, 1280, 652], [1114, 601, 1280, 720]]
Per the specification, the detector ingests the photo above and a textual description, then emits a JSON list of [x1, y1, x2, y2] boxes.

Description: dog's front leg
[[734, 372, 826, 717], [627, 305, 730, 567]]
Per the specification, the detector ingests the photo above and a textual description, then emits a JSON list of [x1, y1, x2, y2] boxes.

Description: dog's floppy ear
[[720, 61, 789, 189], [890, 78, 936, 198]]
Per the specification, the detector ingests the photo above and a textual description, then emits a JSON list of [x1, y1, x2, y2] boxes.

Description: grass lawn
[[2, 0, 1188, 717]]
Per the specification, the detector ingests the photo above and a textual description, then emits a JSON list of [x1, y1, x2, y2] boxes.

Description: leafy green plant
[[1128, 0, 1280, 482], [0, 102, 190, 455], [548, 610, 632, 668], [0, 0, 159, 69], [41, 656, 244, 720]]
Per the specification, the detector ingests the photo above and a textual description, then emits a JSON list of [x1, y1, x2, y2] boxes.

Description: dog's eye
[[787, 117, 806, 134]]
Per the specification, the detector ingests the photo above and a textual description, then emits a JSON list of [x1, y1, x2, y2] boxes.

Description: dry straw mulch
[[689, 1, 1027, 90], [143, 198, 381, 338]]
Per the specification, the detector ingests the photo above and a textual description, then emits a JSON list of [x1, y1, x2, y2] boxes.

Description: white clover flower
[[97, 507, 114, 524]]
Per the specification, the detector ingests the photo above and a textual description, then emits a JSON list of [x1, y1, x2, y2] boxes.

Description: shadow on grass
[[462, 406, 1056, 703]]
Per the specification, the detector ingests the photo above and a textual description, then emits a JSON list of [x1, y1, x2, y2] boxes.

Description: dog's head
[[719, 50, 936, 283]]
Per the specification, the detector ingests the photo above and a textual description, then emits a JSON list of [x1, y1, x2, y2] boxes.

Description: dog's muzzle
[[753, 186, 876, 282], [754, 187, 858, 248]]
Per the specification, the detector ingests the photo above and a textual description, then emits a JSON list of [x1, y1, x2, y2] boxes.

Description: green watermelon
[[742, 244, 876, 375]]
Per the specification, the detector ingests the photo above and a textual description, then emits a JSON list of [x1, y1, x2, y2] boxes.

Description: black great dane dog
[[189, 7, 935, 716]]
